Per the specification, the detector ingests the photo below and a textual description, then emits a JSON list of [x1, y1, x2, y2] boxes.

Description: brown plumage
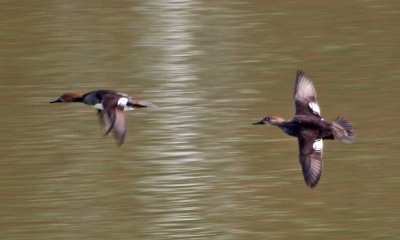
[[254, 71, 355, 187]]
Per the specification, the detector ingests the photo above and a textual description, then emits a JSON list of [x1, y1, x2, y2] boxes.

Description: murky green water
[[1, 1, 399, 239]]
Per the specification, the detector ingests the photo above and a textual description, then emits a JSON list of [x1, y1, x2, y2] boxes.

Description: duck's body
[[254, 71, 355, 188], [272, 115, 334, 139], [50, 90, 154, 146]]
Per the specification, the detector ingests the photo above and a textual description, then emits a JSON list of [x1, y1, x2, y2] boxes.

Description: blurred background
[[1, 1, 399, 239]]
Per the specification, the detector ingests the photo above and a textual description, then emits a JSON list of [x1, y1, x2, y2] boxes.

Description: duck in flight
[[50, 90, 155, 146], [254, 70, 355, 187]]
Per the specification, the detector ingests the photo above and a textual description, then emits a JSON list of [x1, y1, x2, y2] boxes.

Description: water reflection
[[135, 1, 217, 238]]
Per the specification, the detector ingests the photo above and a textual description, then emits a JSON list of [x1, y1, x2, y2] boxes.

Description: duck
[[50, 90, 155, 146], [254, 70, 355, 188]]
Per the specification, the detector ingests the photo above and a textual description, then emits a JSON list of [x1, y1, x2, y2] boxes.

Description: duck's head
[[50, 93, 83, 103], [253, 115, 285, 125]]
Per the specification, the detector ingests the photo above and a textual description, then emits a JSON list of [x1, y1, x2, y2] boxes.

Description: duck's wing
[[113, 91, 157, 109], [99, 96, 128, 146], [297, 134, 324, 187], [110, 108, 127, 146], [293, 70, 321, 117], [98, 109, 112, 135]]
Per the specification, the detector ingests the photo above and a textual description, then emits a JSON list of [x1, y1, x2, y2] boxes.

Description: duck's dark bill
[[49, 99, 62, 103], [253, 120, 266, 125]]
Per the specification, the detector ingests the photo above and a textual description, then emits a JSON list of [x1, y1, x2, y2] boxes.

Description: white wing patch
[[313, 139, 323, 152], [117, 97, 128, 107], [93, 103, 104, 110], [308, 102, 321, 116]]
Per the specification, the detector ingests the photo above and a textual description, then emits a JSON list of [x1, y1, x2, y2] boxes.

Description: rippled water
[[1, 1, 399, 239]]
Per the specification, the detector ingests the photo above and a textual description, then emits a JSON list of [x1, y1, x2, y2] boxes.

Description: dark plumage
[[50, 90, 155, 146], [254, 71, 355, 187]]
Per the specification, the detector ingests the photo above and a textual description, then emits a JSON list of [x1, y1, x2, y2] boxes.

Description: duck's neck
[[71, 96, 84, 102], [274, 121, 295, 136], [269, 120, 286, 128]]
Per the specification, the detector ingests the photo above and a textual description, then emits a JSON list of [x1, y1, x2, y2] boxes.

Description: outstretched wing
[[98, 96, 128, 146], [293, 70, 321, 117], [98, 109, 112, 135], [297, 135, 324, 187], [111, 108, 127, 146]]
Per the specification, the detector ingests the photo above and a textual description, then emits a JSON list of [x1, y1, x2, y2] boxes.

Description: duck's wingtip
[[116, 138, 125, 146], [305, 179, 320, 188], [296, 69, 306, 78]]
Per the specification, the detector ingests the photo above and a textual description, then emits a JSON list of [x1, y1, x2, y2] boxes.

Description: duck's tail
[[128, 100, 157, 108], [331, 117, 355, 143]]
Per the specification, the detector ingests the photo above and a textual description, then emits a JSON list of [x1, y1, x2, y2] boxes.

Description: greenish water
[[1, 1, 399, 239]]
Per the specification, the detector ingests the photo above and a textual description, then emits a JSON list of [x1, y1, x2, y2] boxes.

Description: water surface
[[1, 1, 399, 239]]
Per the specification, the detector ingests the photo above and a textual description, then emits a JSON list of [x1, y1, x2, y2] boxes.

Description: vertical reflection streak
[[135, 1, 216, 239]]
